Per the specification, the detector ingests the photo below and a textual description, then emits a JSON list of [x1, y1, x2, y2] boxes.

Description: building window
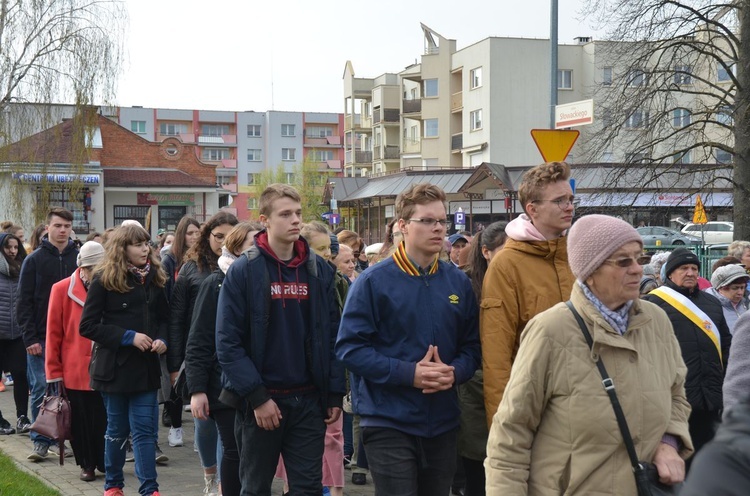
[[217, 175, 233, 186], [247, 124, 261, 137], [470, 109, 482, 131], [673, 108, 691, 127], [113, 205, 150, 229], [424, 79, 438, 98], [281, 124, 296, 136], [247, 149, 262, 161], [601, 151, 614, 162], [306, 126, 333, 138], [424, 119, 438, 137], [247, 197, 258, 209], [131, 120, 146, 134], [718, 62, 735, 82], [285, 172, 295, 184], [247, 173, 260, 185], [201, 124, 230, 136], [627, 68, 647, 87], [602, 67, 613, 86], [625, 152, 649, 163], [625, 110, 649, 128], [673, 151, 691, 164], [310, 150, 335, 161], [557, 69, 573, 89], [159, 122, 188, 136], [470, 67, 482, 89], [202, 148, 230, 161], [717, 106, 733, 125], [715, 148, 732, 164], [674, 65, 692, 85], [282, 148, 296, 161]]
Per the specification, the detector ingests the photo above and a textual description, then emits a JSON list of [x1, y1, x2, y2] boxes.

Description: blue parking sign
[[454, 211, 465, 225]]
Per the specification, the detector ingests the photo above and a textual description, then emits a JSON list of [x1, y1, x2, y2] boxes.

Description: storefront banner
[[137, 193, 195, 206], [12, 173, 100, 184]]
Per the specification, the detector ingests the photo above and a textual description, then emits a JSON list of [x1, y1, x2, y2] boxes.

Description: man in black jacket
[[216, 184, 345, 496], [644, 247, 731, 464], [17, 207, 78, 461]]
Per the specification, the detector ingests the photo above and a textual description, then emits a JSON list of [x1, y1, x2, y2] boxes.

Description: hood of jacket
[[506, 213, 568, 242], [0, 233, 9, 277], [254, 230, 308, 268], [67, 267, 87, 307]]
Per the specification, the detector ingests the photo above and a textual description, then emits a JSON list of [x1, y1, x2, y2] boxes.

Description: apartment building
[[117, 107, 345, 219], [343, 24, 733, 176]]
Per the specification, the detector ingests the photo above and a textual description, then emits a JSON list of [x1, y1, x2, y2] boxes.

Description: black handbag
[[566, 301, 680, 496]]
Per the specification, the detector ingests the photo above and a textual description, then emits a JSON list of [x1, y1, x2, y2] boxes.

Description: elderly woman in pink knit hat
[[486, 214, 693, 495]]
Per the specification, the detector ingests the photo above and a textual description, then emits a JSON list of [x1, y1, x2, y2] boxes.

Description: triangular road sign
[[693, 195, 708, 224], [530, 129, 580, 162]]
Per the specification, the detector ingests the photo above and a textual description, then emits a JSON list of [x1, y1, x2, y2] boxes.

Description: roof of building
[[340, 169, 473, 201], [103, 168, 217, 188]]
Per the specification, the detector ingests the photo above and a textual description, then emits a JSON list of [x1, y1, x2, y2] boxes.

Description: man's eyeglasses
[[603, 255, 651, 268], [532, 196, 578, 210], [210, 232, 226, 241], [408, 218, 449, 227]]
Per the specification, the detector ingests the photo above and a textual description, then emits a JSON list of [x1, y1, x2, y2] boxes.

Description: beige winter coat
[[485, 284, 693, 495]]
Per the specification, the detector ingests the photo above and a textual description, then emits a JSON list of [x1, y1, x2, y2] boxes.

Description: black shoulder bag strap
[[565, 301, 642, 472]]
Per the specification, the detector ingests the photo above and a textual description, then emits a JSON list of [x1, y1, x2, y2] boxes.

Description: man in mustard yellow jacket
[[480, 161, 576, 426]]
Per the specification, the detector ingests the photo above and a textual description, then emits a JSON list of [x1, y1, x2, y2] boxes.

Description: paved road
[[0, 384, 375, 495]]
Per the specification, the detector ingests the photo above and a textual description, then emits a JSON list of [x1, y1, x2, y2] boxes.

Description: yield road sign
[[530, 129, 580, 162]]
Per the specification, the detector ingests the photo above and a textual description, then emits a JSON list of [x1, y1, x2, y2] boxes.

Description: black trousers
[[363, 426, 458, 496], [0, 337, 29, 418], [213, 408, 241, 496], [68, 389, 107, 470], [235, 394, 325, 496]]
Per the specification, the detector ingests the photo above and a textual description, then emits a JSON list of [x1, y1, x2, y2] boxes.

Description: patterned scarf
[[578, 281, 633, 336], [218, 246, 238, 274], [127, 261, 151, 285]]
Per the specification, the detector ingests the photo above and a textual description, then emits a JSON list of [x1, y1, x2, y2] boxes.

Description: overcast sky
[[116, 0, 598, 113]]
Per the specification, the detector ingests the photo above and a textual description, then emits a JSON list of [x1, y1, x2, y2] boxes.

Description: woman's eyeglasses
[[210, 232, 226, 242], [603, 255, 651, 268]]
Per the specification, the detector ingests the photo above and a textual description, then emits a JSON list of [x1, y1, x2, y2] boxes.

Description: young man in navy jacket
[[216, 184, 345, 496], [17, 207, 78, 461], [335, 183, 481, 494]]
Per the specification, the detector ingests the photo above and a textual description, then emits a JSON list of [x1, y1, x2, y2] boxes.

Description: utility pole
[[550, 0, 558, 129]]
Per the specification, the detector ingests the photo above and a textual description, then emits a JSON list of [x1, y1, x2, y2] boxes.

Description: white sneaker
[[203, 474, 219, 496], [168, 426, 183, 447]]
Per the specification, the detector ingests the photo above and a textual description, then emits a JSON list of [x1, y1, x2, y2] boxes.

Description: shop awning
[[341, 171, 472, 201], [577, 191, 733, 208]]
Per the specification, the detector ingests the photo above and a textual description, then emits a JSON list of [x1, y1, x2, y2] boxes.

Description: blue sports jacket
[[335, 247, 481, 438]]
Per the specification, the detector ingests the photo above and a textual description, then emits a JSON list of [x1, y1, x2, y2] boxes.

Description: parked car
[[637, 226, 702, 246], [681, 221, 734, 244]]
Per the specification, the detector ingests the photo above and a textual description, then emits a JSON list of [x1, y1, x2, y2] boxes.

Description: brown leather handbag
[[30, 382, 72, 465]]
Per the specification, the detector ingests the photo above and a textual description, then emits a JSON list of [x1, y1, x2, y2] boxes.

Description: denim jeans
[[102, 390, 159, 496], [195, 416, 223, 472], [27, 350, 51, 445], [235, 394, 326, 496], [363, 427, 458, 496]]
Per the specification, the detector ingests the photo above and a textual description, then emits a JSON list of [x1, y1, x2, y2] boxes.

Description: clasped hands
[[132, 332, 166, 354], [413, 344, 455, 394]]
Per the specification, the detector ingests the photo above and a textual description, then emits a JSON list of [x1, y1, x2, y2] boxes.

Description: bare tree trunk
[[735, 1, 750, 240]]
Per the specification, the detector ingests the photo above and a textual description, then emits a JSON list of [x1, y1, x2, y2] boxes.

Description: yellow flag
[[693, 195, 708, 224]]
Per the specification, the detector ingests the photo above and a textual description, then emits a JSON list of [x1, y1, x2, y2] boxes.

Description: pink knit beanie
[[567, 215, 643, 282]]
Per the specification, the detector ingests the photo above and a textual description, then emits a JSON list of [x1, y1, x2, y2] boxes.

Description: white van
[[681, 221, 734, 244]]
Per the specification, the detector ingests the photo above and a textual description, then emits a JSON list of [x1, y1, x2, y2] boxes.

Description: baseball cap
[[157, 228, 166, 236], [448, 233, 468, 245]]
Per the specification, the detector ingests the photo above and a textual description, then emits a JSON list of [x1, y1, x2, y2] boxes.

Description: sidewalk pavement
[[0, 383, 375, 495]]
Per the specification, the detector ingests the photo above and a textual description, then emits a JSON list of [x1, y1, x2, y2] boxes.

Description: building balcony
[[355, 150, 373, 164], [403, 99, 422, 115], [221, 183, 238, 193], [373, 108, 400, 125], [451, 133, 463, 151], [220, 159, 237, 168], [403, 138, 421, 154], [197, 134, 237, 144], [344, 114, 362, 131], [451, 92, 463, 112], [374, 146, 400, 161]]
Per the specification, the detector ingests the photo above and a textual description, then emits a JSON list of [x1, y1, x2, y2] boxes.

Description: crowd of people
[[1, 163, 749, 496]]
